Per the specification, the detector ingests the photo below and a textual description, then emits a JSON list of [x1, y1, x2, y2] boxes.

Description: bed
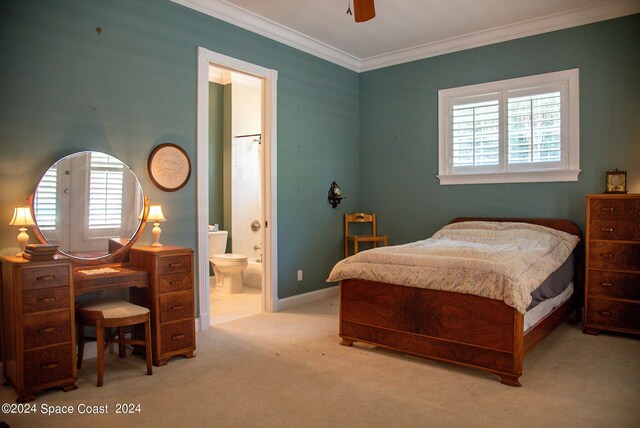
[[328, 218, 583, 386]]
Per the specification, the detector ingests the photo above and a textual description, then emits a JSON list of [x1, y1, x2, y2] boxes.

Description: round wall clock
[[147, 143, 192, 192]]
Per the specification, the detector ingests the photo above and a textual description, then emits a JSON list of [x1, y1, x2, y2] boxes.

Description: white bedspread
[[327, 221, 579, 313]]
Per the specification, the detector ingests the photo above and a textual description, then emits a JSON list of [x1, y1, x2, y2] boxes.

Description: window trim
[[438, 69, 580, 185]]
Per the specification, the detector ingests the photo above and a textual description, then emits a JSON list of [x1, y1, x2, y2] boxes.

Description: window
[[438, 69, 580, 185]]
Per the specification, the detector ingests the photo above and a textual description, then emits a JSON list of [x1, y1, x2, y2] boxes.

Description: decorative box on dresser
[[584, 194, 640, 336], [130, 246, 196, 366], [0, 256, 77, 402]]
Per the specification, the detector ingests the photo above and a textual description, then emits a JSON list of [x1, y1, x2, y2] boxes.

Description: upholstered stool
[[76, 298, 152, 387]]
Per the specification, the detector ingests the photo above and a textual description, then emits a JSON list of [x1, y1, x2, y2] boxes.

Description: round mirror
[[32, 151, 146, 262]]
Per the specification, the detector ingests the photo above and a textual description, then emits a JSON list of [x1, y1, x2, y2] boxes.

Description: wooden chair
[[344, 212, 388, 257], [76, 298, 152, 387]]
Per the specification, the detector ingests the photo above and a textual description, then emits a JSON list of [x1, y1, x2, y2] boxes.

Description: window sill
[[437, 169, 581, 185]]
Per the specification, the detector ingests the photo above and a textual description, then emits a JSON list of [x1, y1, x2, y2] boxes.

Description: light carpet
[[1, 296, 638, 427]]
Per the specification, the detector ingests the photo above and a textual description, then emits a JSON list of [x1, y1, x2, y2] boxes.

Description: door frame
[[196, 47, 278, 329]]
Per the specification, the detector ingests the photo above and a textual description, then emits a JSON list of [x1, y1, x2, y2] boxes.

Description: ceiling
[[173, 0, 640, 72]]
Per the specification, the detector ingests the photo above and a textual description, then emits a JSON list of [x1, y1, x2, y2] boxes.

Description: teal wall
[[0, 0, 360, 301], [1, 1, 637, 303], [359, 14, 640, 244]]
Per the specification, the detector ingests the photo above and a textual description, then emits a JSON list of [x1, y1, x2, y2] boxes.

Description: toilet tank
[[208, 230, 228, 255]]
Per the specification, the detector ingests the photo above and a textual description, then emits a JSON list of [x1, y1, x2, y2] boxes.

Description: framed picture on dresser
[[604, 170, 627, 194]]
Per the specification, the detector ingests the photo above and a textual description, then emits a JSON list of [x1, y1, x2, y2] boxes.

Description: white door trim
[[196, 47, 278, 330]]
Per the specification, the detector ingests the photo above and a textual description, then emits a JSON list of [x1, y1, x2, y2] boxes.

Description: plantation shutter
[[507, 91, 562, 164], [34, 167, 57, 230], [88, 152, 124, 229], [451, 98, 500, 167]]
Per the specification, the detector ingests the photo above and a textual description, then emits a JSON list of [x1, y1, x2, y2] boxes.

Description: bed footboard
[[339, 279, 525, 386]]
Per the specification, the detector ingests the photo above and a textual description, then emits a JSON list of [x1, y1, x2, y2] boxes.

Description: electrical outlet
[[297, 270, 303, 281]]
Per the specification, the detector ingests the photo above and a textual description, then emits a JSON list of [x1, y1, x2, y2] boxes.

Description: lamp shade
[[9, 206, 35, 227], [146, 205, 166, 222]]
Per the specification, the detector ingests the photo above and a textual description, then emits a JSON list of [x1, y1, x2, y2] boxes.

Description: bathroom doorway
[[209, 68, 262, 325], [196, 48, 278, 330]]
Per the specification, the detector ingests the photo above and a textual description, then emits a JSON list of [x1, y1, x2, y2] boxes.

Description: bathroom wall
[[230, 79, 262, 260], [208, 82, 224, 232]]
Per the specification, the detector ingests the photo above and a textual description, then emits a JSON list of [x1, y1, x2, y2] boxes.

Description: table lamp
[[146, 205, 166, 247], [9, 206, 36, 257]]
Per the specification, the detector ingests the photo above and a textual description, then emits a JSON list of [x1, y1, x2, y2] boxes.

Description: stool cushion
[[79, 298, 149, 319]]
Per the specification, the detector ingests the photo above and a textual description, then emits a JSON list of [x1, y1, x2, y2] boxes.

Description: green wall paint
[[0, 0, 359, 301], [359, 14, 640, 245], [1, 1, 637, 304]]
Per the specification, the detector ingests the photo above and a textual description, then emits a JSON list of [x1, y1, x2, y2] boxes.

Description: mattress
[[524, 282, 573, 332], [528, 253, 574, 310]]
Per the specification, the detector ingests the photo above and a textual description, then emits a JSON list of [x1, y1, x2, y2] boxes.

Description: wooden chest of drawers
[[584, 194, 640, 336], [0, 257, 77, 402], [130, 246, 196, 366]]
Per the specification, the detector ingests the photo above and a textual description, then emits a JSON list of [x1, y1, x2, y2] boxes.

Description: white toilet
[[209, 230, 248, 294]]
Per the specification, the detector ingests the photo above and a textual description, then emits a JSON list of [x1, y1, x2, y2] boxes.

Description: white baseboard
[[274, 285, 339, 312]]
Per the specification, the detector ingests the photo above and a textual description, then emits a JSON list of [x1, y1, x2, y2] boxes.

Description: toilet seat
[[211, 253, 247, 264]]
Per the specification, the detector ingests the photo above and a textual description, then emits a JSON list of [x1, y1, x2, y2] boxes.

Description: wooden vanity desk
[[2, 151, 195, 402]]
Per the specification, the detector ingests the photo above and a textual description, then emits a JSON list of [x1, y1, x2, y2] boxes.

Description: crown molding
[[359, 0, 640, 72], [172, 0, 361, 71], [173, 0, 640, 73]]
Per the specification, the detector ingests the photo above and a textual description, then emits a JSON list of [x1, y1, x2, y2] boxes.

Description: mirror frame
[[28, 153, 149, 266]]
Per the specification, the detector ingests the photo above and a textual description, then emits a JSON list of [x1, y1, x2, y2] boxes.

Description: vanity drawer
[[589, 219, 639, 241], [159, 292, 194, 323], [587, 298, 640, 331], [158, 271, 193, 294], [589, 198, 637, 220], [588, 270, 640, 300], [158, 255, 191, 275], [159, 319, 195, 355], [588, 242, 640, 271], [21, 265, 69, 291], [24, 344, 73, 389], [22, 287, 70, 314], [23, 311, 71, 350]]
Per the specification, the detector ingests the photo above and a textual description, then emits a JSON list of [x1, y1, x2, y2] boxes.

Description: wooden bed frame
[[338, 218, 583, 387]]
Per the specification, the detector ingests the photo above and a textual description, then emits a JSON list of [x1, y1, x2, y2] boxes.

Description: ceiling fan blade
[[354, 0, 375, 22]]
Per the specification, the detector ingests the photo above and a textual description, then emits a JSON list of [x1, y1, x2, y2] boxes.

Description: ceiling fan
[[347, 0, 376, 23]]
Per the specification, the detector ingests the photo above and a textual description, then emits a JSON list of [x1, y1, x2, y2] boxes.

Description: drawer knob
[[37, 296, 56, 304], [599, 282, 613, 288], [170, 280, 180, 286], [600, 228, 615, 232], [598, 311, 613, 316], [169, 263, 182, 269], [171, 334, 185, 340], [39, 327, 57, 334], [37, 275, 56, 282], [171, 305, 185, 311], [600, 253, 614, 258], [601, 207, 615, 212], [41, 362, 59, 370]]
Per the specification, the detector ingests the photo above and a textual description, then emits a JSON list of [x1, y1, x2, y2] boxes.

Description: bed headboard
[[450, 217, 582, 238]]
